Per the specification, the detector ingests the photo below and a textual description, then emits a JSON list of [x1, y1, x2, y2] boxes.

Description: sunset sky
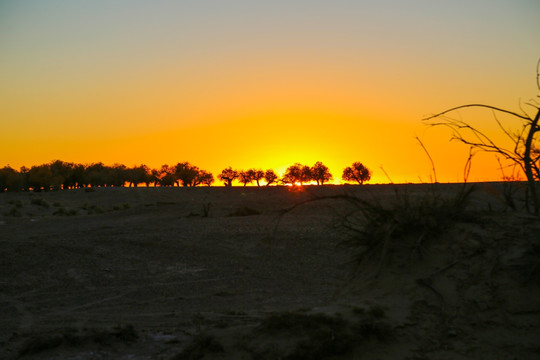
[[1, 1, 539, 184]]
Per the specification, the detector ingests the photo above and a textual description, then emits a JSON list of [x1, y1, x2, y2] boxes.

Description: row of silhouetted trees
[[0, 160, 371, 192]]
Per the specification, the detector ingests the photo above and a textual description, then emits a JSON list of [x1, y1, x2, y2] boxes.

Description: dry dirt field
[[1, 184, 539, 359]]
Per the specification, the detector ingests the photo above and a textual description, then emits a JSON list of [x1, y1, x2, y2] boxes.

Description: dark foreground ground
[[1, 184, 539, 359]]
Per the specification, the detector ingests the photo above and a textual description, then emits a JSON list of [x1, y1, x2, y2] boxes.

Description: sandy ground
[[1, 184, 539, 359]]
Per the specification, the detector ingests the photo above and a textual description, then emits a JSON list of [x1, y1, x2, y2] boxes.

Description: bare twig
[[423, 104, 531, 122], [416, 136, 438, 183]]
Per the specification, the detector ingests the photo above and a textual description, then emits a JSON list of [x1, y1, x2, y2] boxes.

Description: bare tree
[[423, 60, 540, 213]]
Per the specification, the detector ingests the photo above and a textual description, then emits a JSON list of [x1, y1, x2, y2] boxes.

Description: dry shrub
[[340, 185, 475, 273], [250, 311, 391, 360], [30, 198, 50, 208], [17, 325, 138, 357], [228, 206, 260, 217], [171, 334, 224, 360]]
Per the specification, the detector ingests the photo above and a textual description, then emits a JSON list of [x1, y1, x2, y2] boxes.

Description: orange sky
[[1, 1, 539, 184]]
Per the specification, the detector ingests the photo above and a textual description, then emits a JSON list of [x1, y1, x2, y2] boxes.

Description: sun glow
[[1, 2, 538, 184]]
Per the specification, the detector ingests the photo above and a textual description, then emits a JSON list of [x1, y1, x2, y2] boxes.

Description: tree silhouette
[[342, 162, 372, 184], [264, 169, 279, 186], [157, 164, 176, 186], [109, 163, 128, 187], [250, 169, 265, 186], [49, 160, 76, 189], [238, 170, 254, 187], [0, 166, 24, 192], [218, 167, 239, 186], [28, 164, 53, 191], [72, 164, 86, 188], [281, 164, 301, 185], [149, 168, 160, 187], [0, 159, 343, 190], [300, 165, 312, 185], [311, 161, 333, 185], [127, 165, 151, 187], [85, 163, 107, 187], [175, 162, 200, 187], [198, 170, 214, 186], [282, 163, 312, 185]]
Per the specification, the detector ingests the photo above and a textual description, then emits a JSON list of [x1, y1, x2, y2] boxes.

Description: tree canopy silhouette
[[311, 161, 333, 185], [218, 167, 239, 187], [281, 163, 315, 186], [175, 162, 202, 187], [238, 170, 254, 187], [0, 158, 376, 190], [0, 160, 215, 191], [250, 169, 265, 186], [342, 162, 372, 184], [264, 169, 279, 186]]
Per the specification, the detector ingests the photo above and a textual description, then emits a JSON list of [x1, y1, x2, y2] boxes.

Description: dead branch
[[423, 104, 531, 122]]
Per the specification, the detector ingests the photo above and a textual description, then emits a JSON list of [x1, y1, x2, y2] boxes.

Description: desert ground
[[1, 184, 539, 359]]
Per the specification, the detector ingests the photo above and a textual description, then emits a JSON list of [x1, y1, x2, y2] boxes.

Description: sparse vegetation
[[202, 202, 211, 217], [339, 184, 475, 274], [247, 311, 391, 360], [171, 334, 224, 360], [228, 206, 261, 217], [1, 184, 539, 359], [87, 205, 103, 214], [53, 207, 78, 216], [4, 206, 22, 217], [8, 199, 22, 207], [17, 325, 138, 357], [30, 198, 50, 208]]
